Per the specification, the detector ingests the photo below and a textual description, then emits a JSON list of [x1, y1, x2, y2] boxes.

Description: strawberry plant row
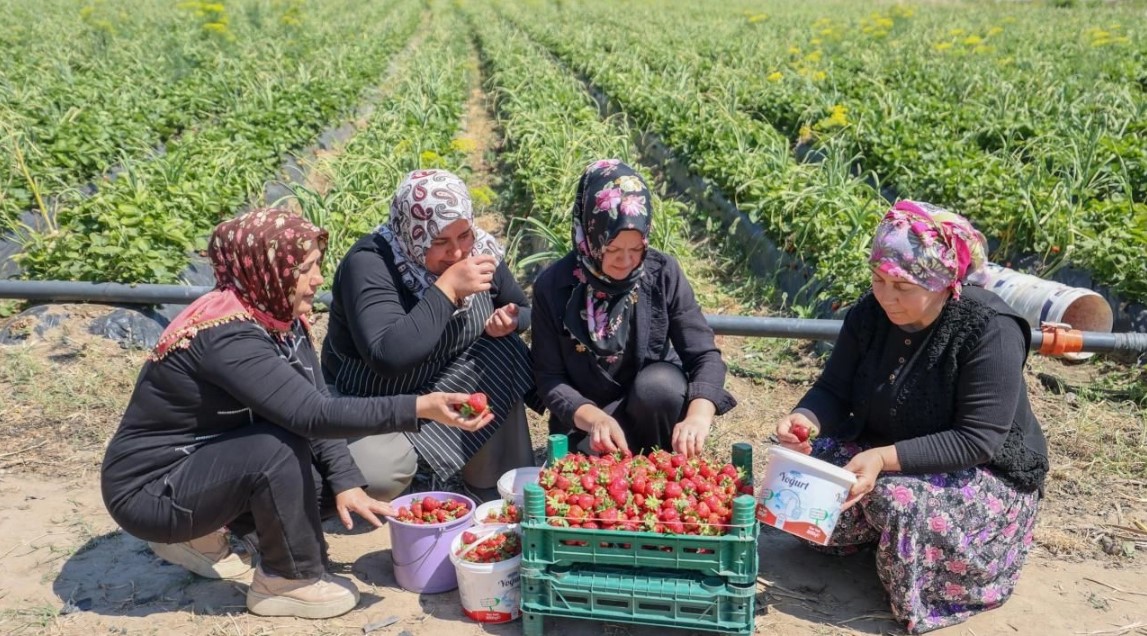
[[290, 0, 473, 281], [500, 0, 1147, 304], [14, 0, 421, 284], [0, 0, 375, 230]]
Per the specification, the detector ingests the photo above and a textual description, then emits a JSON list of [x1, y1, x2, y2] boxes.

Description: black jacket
[[102, 320, 418, 511], [531, 249, 736, 427]]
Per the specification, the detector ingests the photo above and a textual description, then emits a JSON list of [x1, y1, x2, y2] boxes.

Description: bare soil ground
[[1, 308, 1145, 636]]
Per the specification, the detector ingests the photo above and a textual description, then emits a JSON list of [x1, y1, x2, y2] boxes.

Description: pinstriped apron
[[331, 290, 534, 480]]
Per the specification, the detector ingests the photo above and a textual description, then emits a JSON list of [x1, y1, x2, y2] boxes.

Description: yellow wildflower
[[767, 71, 784, 82]]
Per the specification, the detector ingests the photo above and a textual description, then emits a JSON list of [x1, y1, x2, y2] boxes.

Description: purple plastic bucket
[[385, 491, 476, 594]]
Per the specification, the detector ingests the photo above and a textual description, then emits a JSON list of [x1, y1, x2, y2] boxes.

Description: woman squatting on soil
[[774, 200, 1049, 634], [100, 209, 491, 619]]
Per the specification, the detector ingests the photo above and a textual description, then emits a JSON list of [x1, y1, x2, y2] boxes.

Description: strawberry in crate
[[535, 449, 753, 536]]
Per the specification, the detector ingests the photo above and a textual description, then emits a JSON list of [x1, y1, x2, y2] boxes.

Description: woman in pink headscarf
[[773, 201, 1048, 633]]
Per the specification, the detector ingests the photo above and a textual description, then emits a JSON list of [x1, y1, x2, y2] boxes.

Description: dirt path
[[2, 474, 1144, 636]]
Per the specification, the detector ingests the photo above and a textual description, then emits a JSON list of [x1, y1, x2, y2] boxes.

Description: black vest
[[850, 286, 1049, 493]]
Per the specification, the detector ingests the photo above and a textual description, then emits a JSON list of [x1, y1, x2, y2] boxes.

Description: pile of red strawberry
[[457, 530, 522, 563], [537, 450, 754, 536], [393, 496, 471, 525], [482, 501, 521, 524]]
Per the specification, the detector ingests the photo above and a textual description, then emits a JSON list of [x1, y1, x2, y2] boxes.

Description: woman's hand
[[775, 412, 819, 455], [484, 303, 519, 337], [416, 393, 495, 431], [671, 415, 711, 458], [574, 404, 629, 454], [839, 447, 893, 512], [334, 487, 394, 530], [434, 255, 497, 303]]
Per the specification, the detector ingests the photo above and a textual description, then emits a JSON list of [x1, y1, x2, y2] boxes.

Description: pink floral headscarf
[[869, 200, 989, 299]]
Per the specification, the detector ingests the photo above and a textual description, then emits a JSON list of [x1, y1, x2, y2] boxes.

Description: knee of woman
[[359, 445, 417, 501], [629, 362, 687, 413], [245, 424, 312, 465]]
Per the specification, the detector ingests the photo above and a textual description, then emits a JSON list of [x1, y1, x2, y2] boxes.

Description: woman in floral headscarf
[[531, 159, 736, 456], [773, 201, 1048, 634], [322, 170, 536, 501], [102, 209, 488, 620]]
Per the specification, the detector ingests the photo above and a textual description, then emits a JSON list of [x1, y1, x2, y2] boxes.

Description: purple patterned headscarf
[[869, 200, 989, 299], [563, 159, 653, 359]]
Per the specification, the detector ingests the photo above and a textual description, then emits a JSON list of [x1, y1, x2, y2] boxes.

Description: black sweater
[[531, 249, 736, 427], [796, 286, 1048, 492], [102, 320, 418, 511], [322, 233, 529, 383]]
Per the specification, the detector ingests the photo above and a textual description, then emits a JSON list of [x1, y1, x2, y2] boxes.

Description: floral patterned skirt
[[811, 438, 1040, 634]]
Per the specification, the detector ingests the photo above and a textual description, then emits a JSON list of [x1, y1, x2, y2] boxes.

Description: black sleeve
[[662, 256, 736, 415], [530, 271, 594, 427], [310, 439, 367, 494], [491, 260, 531, 332], [794, 304, 864, 437], [335, 249, 458, 377], [894, 315, 1025, 474], [197, 326, 420, 437]]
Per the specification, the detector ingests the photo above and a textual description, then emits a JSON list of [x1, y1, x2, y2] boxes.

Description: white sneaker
[[246, 566, 360, 619], [148, 528, 252, 579]]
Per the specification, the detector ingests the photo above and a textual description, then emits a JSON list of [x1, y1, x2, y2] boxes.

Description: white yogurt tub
[[757, 445, 857, 545]]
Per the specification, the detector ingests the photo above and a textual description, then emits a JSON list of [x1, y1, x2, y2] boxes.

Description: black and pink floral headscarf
[[563, 159, 653, 359]]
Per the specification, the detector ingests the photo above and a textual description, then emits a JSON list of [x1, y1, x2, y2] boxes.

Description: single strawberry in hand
[[458, 392, 488, 418], [791, 423, 817, 443]]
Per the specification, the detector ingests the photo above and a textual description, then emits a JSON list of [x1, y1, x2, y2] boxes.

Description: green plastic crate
[[521, 437, 759, 585], [521, 563, 756, 636]]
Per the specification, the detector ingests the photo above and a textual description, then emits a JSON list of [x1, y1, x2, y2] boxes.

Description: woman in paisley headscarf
[[530, 159, 736, 457], [101, 209, 488, 620], [322, 169, 536, 501], [773, 200, 1048, 634]]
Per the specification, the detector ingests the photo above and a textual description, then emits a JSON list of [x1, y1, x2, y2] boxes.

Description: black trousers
[[555, 361, 688, 454], [106, 423, 332, 579]]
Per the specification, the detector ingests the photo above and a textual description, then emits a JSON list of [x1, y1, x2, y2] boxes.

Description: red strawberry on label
[[791, 423, 817, 443], [458, 392, 488, 418]]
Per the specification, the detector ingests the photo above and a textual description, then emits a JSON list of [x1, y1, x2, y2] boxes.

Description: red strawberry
[[458, 392, 488, 417], [462, 531, 478, 544], [791, 423, 817, 443]]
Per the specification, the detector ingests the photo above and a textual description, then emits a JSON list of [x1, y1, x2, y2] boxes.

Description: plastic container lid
[[765, 445, 858, 486]]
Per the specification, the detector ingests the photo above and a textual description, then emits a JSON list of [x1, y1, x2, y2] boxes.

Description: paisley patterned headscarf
[[562, 159, 653, 359], [151, 208, 328, 360], [869, 200, 989, 299], [376, 169, 503, 306]]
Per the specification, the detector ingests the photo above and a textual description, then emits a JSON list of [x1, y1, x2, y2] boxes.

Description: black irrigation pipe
[[3, 279, 1146, 354]]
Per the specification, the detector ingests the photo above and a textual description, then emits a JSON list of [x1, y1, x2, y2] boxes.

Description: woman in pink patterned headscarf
[[774, 201, 1047, 634]]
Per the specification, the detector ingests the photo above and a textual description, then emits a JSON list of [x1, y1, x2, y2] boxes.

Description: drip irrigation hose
[[2, 280, 1146, 355]]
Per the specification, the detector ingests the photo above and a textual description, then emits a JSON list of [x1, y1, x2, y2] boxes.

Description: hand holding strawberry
[[791, 423, 817, 443], [457, 392, 488, 418], [776, 413, 818, 454]]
